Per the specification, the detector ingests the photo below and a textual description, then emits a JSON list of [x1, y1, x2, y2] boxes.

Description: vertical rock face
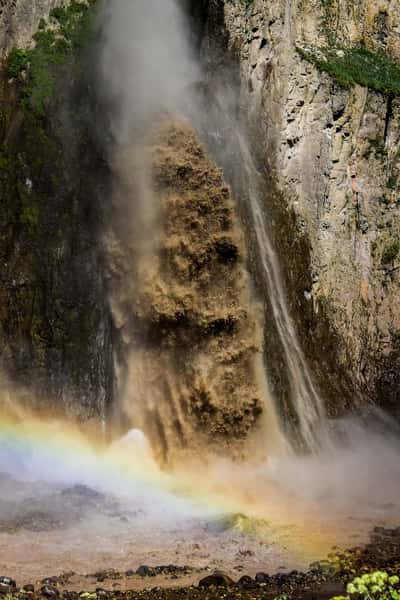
[[203, 0, 400, 417], [0, 5, 113, 421], [0, 0, 277, 445], [0, 0, 67, 56], [2, 0, 400, 430], [0, 96, 113, 420]]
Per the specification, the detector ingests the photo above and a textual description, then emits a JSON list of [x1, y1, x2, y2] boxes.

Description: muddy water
[[106, 120, 285, 461]]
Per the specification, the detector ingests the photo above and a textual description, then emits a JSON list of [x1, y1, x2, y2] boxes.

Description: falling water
[[190, 85, 327, 452], [97, 0, 327, 456], [2, 4, 400, 583], [239, 138, 327, 451]]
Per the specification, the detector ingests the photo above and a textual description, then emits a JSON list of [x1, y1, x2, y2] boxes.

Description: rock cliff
[[0, 0, 66, 56], [202, 0, 400, 417], [0, 1, 113, 421], [1, 0, 400, 431]]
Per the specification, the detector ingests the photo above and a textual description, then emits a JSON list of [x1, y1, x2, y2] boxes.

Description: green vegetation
[[7, 48, 29, 78], [297, 45, 400, 96], [382, 241, 400, 264], [331, 571, 400, 600], [220, 512, 270, 536], [6, 0, 97, 115], [20, 202, 40, 228], [319, 0, 339, 46]]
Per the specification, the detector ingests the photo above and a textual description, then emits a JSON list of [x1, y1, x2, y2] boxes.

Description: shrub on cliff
[[6, 0, 97, 115], [7, 48, 29, 78]]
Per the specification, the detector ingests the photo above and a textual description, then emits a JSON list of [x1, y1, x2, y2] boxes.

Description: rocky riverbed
[[0, 463, 399, 600], [1, 527, 400, 600]]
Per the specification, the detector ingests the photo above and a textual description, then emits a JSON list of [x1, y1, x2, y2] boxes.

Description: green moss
[[320, 0, 338, 46], [297, 45, 400, 96], [220, 512, 270, 535], [382, 241, 400, 264], [0, 149, 12, 172], [365, 138, 387, 160], [20, 204, 40, 227]]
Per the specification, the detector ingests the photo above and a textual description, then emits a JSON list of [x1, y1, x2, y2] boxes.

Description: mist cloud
[[99, 0, 199, 143]]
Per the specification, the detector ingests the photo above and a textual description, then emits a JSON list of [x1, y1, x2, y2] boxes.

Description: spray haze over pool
[[0, 402, 399, 581]]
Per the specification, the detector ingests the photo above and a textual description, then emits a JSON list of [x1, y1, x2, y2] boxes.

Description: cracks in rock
[[383, 92, 394, 144]]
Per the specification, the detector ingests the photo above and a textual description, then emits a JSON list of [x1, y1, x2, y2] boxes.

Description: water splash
[[0, 409, 399, 572]]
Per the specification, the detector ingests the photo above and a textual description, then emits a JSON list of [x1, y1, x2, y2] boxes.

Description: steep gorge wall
[[0, 1, 114, 421], [2, 0, 400, 432], [0, 0, 275, 452], [0, 0, 66, 56], [203, 0, 400, 417]]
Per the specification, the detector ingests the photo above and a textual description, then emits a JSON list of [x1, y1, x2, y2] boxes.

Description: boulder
[[199, 571, 234, 588]]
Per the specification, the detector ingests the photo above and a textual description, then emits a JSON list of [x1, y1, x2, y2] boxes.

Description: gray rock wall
[[0, 0, 68, 56], [203, 0, 400, 415]]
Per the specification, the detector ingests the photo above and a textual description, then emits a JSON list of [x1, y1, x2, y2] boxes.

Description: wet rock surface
[[0, 568, 344, 600], [0, 27, 113, 421], [198, 571, 235, 587], [332, 526, 400, 576]]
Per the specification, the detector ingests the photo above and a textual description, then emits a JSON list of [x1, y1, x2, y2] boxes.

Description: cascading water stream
[[236, 136, 327, 451], [99, 0, 327, 457], [190, 84, 327, 452], [2, 3, 400, 585]]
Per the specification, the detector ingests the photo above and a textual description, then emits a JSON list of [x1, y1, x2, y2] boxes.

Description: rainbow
[[0, 413, 244, 517], [0, 412, 370, 567]]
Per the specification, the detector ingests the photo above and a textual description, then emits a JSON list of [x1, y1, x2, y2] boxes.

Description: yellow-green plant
[[332, 571, 400, 600]]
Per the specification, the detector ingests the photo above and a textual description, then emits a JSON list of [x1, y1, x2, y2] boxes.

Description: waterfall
[[238, 137, 327, 451], [98, 0, 326, 458], [189, 85, 327, 452]]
